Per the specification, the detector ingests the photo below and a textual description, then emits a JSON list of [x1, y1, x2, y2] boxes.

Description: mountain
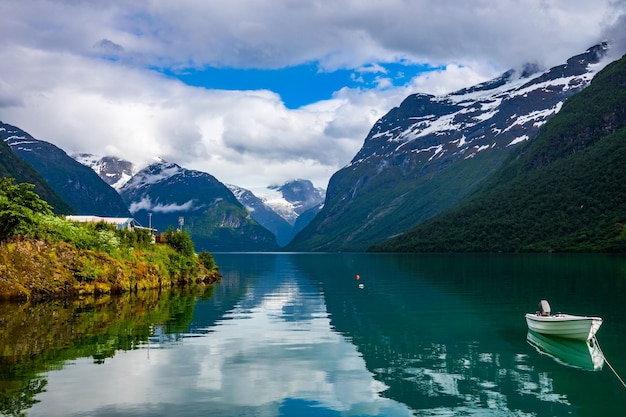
[[371, 52, 626, 253], [119, 159, 279, 251], [266, 180, 326, 224], [73, 153, 137, 190], [227, 185, 294, 246], [0, 125, 73, 214], [287, 43, 610, 252], [0, 122, 130, 217], [74, 152, 323, 247], [228, 179, 325, 246]]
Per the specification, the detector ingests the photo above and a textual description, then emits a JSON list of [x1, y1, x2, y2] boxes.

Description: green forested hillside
[[371, 54, 626, 253]]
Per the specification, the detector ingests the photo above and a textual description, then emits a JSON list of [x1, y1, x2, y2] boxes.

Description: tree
[[198, 251, 216, 271], [163, 227, 195, 256], [0, 178, 53, 241]]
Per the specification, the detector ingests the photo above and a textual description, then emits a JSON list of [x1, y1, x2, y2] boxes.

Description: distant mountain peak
[[227, 179, 325, 246], [73, 153, 137, 190], [266, 179, 326, 217]]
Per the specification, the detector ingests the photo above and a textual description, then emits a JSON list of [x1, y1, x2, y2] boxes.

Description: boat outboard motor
[[538, 299, 551, 316]]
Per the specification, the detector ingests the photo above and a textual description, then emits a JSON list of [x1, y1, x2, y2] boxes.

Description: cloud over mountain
[[0, 0, 623, 197]]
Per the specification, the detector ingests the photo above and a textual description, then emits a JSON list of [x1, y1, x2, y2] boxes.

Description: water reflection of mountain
[[291, 253, 626, 417], [104, 253, 417, 417], [195, 254, 327, 329]]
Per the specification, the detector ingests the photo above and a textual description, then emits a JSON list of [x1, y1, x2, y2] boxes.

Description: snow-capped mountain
[[373, 50, 626, 252], [227, 184, 293, 246], [288, 43, 610, 252], [228, 179, 325, 246], [73, 153, 137, 190], [72, 151, 323, 247], [266, 180, 326, 224], [118, 159, 278, 251]]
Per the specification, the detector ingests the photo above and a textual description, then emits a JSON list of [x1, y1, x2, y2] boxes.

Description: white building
[[65, 215, 136, 231]]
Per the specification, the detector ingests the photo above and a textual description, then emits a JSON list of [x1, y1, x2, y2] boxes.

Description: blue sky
[[164, 62, 440, 109], [1, 0, 624, 197]]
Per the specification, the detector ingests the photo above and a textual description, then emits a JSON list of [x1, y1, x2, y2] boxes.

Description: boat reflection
[[527, 330, 604, 371]]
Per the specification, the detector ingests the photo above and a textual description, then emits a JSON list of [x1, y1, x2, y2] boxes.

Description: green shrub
[[198, 251, 216, 271], [164, 228, 195, 256], [0, 178, 52, 241]]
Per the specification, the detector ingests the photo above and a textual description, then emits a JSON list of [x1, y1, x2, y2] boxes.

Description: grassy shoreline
[[0, 178, 220, 300], [0, 236, 221, 300]]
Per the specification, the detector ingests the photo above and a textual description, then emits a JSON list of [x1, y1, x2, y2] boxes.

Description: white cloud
[[128, 196, 199, 214], [2, 0, 616, 70], [0, 0, 624, 197]]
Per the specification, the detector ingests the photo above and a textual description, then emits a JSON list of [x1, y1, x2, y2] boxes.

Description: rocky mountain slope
[[287, 43, 610, 252], [118, 159, 278, 251], [372, 52, 626, 252], [227, 185, 293, 246], [73, 154, 137, 190], [1, 122, 130, 217]]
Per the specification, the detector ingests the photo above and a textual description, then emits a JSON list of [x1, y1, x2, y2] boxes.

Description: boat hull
[[525, 313, 602, 341]]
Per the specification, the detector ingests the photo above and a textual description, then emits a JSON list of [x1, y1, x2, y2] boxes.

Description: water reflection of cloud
[[27, 280, 415, 417]]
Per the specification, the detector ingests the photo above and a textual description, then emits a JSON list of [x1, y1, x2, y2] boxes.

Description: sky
[[1, 1, 625, 198]]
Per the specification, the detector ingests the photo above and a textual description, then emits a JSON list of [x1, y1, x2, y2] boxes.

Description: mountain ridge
[[287, 43, 610, 252], [0, 126, 73, 214], [1, 122, 130, 217], [371, 51, 626, 252]]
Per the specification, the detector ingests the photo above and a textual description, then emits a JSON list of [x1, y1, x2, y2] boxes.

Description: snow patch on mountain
[[264, 197, 300, 225], [121, 160, 184, 192], [351, 43, 609, 173], [73, 153, 138, 190]]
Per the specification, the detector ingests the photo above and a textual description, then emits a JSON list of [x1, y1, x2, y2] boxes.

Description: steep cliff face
[[288, 43, 609, 251], [73, 154, 137, 190]]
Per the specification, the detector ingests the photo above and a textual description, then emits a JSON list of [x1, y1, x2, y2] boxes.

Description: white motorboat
[[525, 300, 602, 341]]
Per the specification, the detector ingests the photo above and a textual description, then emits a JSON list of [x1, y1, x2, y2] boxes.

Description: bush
[[0, 178, 53, 241], [164, 228, 195, 256], [198, 251, 216, 271]]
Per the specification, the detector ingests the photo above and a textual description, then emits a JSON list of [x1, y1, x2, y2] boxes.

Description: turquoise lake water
[[2, 253, 626, 416]]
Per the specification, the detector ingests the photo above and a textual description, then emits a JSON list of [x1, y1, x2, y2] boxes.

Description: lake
[[1, 253, 625, 416]]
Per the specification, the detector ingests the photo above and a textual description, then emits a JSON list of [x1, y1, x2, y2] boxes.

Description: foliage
[[0, 180, 220, 300], [0, 178, 53, 241], [163, 227, 195, 256], [198, 250, 217, 271]]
